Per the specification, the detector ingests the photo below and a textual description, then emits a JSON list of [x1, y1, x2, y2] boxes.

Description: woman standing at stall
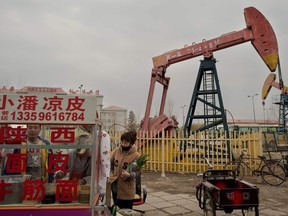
[[108, 131, 140, 209]]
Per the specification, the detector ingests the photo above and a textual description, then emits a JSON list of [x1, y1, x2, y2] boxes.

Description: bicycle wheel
[[204, 191, 216, 216], [241, 207, 259, 216], [225, 161, 245, 180], [261, 163, 286, 186]]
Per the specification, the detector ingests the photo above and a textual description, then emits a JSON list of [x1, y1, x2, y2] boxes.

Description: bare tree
[[166, 98, 174, 117], [127, 111, 137, 131]]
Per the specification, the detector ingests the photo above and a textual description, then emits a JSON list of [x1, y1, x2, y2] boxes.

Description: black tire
[[261, 163, 286, 186], [225, 161, 245, 180], [241, 207, 259, 216], [196, 185, 205, 209], [203, 191, 216, 216]]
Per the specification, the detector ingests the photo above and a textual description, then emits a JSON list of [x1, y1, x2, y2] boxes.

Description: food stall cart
[[0, 92, 109, 215]]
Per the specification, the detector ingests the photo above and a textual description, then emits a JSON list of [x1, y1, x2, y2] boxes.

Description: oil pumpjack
[[139, 7, 279, 155]]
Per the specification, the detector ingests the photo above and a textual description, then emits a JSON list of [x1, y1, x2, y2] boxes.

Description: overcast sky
[[0, 0, 287, 125]]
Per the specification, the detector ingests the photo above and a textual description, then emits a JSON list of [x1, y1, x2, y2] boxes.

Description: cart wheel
[[196, 184, 205, 209], [241, 207, 259, 216], [203, 191, 216, 216]]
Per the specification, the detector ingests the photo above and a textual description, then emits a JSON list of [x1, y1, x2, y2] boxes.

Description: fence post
[[161, 129, 166, 177]]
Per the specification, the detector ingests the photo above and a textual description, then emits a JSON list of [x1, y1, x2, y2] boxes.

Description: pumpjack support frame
[[184, 57, 228, 135]]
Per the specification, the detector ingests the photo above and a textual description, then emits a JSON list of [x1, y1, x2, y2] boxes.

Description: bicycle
[[224, 150, 286, 186]]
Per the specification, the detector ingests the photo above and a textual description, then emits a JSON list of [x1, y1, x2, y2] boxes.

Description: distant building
[[18, 86, 66, 94], [101, 106, 127, 132]]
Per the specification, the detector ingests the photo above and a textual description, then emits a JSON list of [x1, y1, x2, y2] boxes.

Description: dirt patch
[[142, 170, 204, 194]]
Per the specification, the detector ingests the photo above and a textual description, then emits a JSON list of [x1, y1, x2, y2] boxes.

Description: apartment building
[[101, 106, 127, 132]]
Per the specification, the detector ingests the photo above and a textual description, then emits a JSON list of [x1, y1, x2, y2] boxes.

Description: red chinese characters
[[50, 127, 75, 143], [17, 95, 38, 111], [6, 153, 26, 173], [43, 96, 63, 111], [56, 180, 78, 202], [0, 126, 26, 144], [0, 95, 14, 110], [22, 179, 45, 201], [48, 152, 69, 174], [0, 179, 12, 201], [66, 97, 85, 112]]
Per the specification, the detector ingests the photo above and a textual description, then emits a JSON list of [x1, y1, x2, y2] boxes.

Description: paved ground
[[133, 170, 288, 215]]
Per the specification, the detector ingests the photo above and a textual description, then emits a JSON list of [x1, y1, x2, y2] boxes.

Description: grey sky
[[0, 0, 287, 124]]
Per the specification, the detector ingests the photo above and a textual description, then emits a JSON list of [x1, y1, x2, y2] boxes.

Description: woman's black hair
[[120, 130, 137, 144]]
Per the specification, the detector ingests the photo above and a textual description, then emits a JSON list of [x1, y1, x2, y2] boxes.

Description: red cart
[[196, 170, 259, 216]]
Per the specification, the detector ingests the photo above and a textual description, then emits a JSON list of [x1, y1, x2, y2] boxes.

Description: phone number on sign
[[10, 111, 84, 122]]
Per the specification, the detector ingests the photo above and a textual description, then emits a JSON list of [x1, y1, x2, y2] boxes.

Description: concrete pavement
[[133, 185, 288, 216]]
